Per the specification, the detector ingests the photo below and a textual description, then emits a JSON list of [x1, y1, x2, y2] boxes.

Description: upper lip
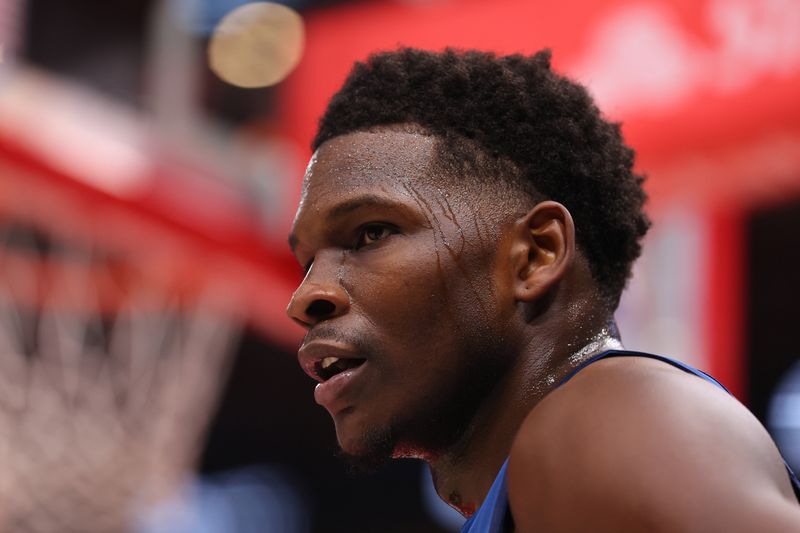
[[297, 340, 365, 383]]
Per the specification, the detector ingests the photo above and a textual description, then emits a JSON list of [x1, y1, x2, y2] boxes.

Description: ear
[[510, 201, 575, 302]]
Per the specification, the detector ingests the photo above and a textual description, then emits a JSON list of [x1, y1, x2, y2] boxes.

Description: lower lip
[[314, 362, 367, 412]]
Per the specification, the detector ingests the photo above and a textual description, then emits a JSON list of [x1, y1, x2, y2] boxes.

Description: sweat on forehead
[[290, 129, 528, 261], [303, 128, 533, 223], [304, 129, 438, 187]]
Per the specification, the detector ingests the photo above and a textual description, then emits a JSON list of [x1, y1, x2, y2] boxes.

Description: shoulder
[[506, 355, 800, 533]]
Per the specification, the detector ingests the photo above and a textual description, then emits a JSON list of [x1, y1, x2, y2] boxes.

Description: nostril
[[306, 299, 336, 318]]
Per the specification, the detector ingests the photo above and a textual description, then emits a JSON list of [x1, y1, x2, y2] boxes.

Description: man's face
[[287, 130, 517, 462]]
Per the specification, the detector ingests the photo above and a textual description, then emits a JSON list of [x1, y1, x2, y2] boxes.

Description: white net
[[0, 217, 241, 532]]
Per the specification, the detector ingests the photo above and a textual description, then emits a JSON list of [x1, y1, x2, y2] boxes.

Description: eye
[[356, 223, 395, 249]]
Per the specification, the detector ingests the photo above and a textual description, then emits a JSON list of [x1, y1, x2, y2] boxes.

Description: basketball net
[[0, 164, 242, 532]]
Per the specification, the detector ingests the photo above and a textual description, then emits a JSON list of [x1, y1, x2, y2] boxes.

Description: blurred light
[[178, 0, 309, 35], [769, 361, 800, 470], [617, 208, 707, 368], [0, 0, 25, 71], [208, 2, 304, 88], [571, 0, 800, 115], [135, 466, 310, 533], [0, 68, 151, 197]]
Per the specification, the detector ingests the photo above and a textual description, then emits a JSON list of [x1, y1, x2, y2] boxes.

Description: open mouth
[[315, 356, 366, 381]]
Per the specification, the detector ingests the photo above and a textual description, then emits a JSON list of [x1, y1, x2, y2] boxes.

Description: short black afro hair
[[313, 48, 650, 309]]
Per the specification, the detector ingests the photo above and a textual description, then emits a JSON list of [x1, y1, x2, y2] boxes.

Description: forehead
[[302, 130, 439, 195], [292, 130, 443, 230]]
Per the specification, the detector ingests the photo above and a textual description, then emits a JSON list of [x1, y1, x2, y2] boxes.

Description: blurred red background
[[1, 1, 799, 531]]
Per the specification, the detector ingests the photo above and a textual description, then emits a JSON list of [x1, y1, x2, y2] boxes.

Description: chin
[[337, 440, 393, 475], [334, 419, 400, 473], [335, 416, 443, 476]]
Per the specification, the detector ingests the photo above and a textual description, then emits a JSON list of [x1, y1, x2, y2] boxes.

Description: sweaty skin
[[508, 357, 800, 532], [288, 129, 624, 512], [287, 128, 800, 530]]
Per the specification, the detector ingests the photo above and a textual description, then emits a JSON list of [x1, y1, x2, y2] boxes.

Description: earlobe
[[512, 201, 575, 302]]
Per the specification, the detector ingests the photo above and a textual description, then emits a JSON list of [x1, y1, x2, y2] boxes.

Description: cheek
[[341, 239, 499, 350], [348, 250, 452, 336]]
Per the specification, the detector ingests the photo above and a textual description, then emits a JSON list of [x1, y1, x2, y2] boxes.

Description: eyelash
[[301, 223, 397, 273], [355, 223, 396, 249]]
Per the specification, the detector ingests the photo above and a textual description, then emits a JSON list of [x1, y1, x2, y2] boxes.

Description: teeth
[[321, 356, 339, 369]]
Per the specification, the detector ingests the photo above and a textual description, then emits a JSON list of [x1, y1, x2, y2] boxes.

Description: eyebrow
[[288, 194, 405, 253]]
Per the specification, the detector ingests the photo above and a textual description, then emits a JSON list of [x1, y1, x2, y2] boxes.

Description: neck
[[427, 318, 622, 517]]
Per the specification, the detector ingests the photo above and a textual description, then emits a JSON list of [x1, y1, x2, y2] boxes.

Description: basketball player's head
[[287, 48, 650, 468]]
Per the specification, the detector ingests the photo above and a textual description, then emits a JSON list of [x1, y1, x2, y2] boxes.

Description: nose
[[286, 256, 350, 328]]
